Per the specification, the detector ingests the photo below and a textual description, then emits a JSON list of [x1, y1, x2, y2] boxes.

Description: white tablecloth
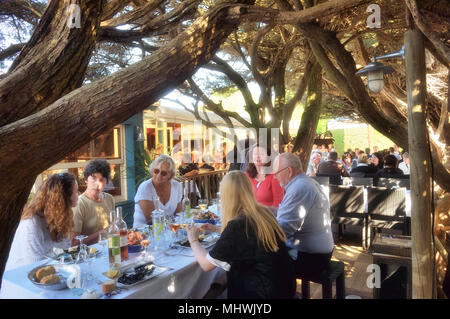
[[0, 244, 225, 299]]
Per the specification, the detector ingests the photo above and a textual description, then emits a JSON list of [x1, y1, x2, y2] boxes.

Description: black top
[[350, 165, 378, 177], [209, 214, 296, 299]]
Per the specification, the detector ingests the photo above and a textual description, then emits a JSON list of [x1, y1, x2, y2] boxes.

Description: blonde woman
[[186, 170, 296, 299], [133, 154, 183, 228]]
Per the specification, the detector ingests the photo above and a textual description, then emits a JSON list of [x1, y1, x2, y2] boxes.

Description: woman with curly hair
[[5, 173, 78, 270]]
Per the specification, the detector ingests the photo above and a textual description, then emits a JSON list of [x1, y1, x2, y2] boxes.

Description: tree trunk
[[405, 29, 435, 299], [0, 0, 105, 127], [0, 0, 255, 286], [293, 62, 322, 168]]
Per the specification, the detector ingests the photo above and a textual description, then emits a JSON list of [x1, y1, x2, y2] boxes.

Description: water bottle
[[152, 196, 165, 250]]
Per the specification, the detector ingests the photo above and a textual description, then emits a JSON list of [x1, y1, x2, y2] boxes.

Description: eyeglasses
[[273, 166, 289, 176], [153, 169, 169, 177]]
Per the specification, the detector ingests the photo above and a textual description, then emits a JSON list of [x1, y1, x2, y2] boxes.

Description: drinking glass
[[198, 199, 208, 212], [167, 216, 181, 240], [98, 232, 108, 261], [75, 235, 88, 263]]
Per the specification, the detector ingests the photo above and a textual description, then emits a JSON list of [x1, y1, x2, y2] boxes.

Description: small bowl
[[193, 219, 217, 225], [28, 264, 77, 290], [128, 244, 142, 253]]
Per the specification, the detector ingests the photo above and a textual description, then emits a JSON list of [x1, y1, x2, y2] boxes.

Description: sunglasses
[[153, 169, 169, 177]]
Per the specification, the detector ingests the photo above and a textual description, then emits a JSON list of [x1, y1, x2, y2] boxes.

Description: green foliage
[[134, 143, 155, 190]]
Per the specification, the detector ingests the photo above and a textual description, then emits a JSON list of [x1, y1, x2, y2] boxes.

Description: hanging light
[[355, 45, 404, 94], [136, 126, 145, 142], [355, 61, 394, 93]]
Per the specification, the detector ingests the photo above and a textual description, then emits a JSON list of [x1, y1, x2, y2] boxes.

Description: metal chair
[[367, 187, 408, 247], [329, 185, 368, 249]]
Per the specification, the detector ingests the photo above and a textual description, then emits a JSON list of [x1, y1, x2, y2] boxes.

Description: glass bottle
[[115, 207, 128, 261], [152, 196, 164, 251], [182, 186, 191, 218], [107, 211, 121, 268]]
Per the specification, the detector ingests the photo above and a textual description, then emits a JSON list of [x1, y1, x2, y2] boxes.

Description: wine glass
[[167, 216, 181, 240], [75, 235, 88, 263], [198, 199, 208, 212]]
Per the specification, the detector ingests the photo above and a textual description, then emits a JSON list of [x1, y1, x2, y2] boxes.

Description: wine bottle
[[115, 207, 129, 261], [107, 211, 121, 268], [182, 187, 191, 218]]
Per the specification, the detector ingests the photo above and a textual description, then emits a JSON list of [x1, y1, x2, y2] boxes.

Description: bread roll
[[36, 266, 56, 282], [102, 280, 116, 294], [40, 274, 61, 284]]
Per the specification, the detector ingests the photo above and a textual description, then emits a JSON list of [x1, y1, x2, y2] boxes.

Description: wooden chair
[[311, 175, 330, 186], [375, 177, 410, 190], [299, 260, 346, 299], [343, 176, 373, 187], [367, 187, 408, 247], [329, 185, 368, 249], [316, 173, 342, 185]]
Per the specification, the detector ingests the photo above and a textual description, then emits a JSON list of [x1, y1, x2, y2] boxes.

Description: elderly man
[[273, 153, 334, 278], [306, 151, 322, 176]]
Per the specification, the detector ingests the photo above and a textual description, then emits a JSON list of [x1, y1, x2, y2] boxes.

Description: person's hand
[[186, 224, 201, 243], [199, 223, 218, 233]]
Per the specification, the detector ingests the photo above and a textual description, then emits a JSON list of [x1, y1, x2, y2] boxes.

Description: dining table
[[0, 230, 225, 299]]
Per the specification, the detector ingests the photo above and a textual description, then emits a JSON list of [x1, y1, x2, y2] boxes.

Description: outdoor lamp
[[355, 45, 404, 93], [136, 126, 145, 142], [355, 61, 394, 93]]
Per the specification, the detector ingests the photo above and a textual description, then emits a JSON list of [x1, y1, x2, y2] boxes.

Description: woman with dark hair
[[375, 154, 404, 178], [369, 152, 384, 173], [6, 173, 78, 270], [246, 144, 284, 209], [72, 158, 115, 245]]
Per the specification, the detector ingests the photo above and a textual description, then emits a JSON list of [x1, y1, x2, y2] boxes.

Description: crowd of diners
[[5, 140, 409, 299], [305, 144, 409, 179]]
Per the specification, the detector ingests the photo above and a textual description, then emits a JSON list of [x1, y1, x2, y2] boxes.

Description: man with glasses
[[273, 153, 334, 279]]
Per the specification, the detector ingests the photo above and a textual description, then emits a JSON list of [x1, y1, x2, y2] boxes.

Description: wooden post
[[405, 29, 435, 298]]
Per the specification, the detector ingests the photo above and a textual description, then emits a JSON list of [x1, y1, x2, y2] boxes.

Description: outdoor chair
[[316, 173, 342, 185], [367, 187, 408, 247], [299, 260, 346, 299], [375, 177, 410, 190], [329, 185, 368, 249], [343, 176, 373, 187], [311, 175, 330, 186]]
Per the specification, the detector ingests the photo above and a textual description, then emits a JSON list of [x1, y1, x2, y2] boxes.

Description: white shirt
[[133, 178, 183, 228], [5, 215, 71, 270], [399, 162, 410, 175]]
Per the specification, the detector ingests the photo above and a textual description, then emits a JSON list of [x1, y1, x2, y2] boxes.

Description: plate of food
[[28, 264, 78, 290], [115, 261, 169, 288], [173, 233, 219, 249], [128, 229, 149, 253], [192, 211, 219, 224]]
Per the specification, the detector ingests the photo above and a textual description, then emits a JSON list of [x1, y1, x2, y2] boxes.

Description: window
[[34, 126, 127, 202]]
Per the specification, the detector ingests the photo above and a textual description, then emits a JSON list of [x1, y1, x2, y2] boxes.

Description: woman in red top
[[246, 144, 284, 210]]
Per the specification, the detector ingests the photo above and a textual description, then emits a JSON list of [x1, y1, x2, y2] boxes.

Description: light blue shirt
[[276, 173, 334, 256]]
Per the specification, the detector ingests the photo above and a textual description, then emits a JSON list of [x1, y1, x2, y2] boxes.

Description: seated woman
[[375, 154, 404, 178], [341, 152, 353, 176], [246, 144, 284, 209], [368, 152, 384, 173], [72, 159, 115, 246], [6, 173, 78, 270], [134, 155, 182, 228], [350, 153, 377, 177], [186, 171, 296, 299]]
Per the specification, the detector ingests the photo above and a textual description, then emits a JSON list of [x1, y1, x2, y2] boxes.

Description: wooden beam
[[405, 29, 435, 299]]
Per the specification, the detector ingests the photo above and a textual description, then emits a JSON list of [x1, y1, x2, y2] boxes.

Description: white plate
[[115, 262, 169, 288], [28, 264, 78, 290]]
